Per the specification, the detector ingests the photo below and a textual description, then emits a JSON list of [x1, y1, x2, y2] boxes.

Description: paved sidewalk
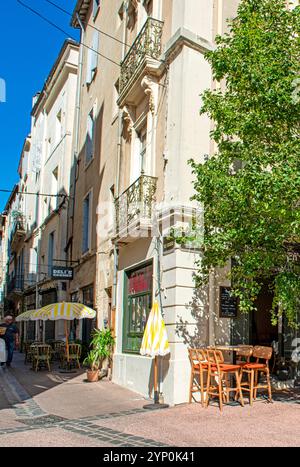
[[0, 352, 300, 447]]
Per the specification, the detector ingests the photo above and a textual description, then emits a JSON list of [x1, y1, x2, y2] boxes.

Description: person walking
[[0, 314, 19, 367]]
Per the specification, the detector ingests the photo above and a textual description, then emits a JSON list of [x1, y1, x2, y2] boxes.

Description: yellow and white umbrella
[[15, 310, 36, 322], [30, 302, 96, 321], [30, 302, 96, 362], [140, 301, 170, 357], [140, 301, 170, 405]]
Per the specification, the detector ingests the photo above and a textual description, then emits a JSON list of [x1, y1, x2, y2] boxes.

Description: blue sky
[[0, 0, 79, 211]]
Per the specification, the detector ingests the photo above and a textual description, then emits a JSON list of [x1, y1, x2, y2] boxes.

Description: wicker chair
[[31, 344, 51, 372], [61, 343, 81, 369]]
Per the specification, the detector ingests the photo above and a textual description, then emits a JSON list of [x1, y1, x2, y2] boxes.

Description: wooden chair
[[31, 344, 51, 372], [62, 343, 81, 369], [239, 345, 273, 405], [205, 349, 244, 411], [188, 348, 208, 407], [236, 346, 253, 365]]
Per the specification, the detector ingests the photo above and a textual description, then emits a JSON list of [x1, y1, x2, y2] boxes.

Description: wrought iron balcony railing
[[10, 220, 26, 252], [119, 17, 164, 95], [115, 175, 157, 235], [7, 275, 24, 294]]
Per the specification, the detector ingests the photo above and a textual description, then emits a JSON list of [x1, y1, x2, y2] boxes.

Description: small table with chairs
[[188, 344, 273, 411]]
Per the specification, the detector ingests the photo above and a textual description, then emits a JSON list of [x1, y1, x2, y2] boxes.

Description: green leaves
[[83, 328, 115, 371], [192, 0, 300, 327]]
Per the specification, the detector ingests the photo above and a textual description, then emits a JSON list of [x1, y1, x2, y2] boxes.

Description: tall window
[[86, 108, 95, 164], [123, 262, 153, 353], [138, 127, 147, 174], [29, 248, 37, 284], [82, 192, 92, 254], [86, 31, 99, 84], [48, 231, 55, 276]]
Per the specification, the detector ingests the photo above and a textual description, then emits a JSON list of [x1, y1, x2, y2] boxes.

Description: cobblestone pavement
[[0, 363, 170, 447], [1, 354, 300, 447]]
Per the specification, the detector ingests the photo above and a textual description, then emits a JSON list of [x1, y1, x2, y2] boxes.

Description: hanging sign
[[51, 266, 74, 280]]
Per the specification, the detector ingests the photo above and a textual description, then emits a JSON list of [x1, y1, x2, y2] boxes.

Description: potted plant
[[83, 328, 115, 382]]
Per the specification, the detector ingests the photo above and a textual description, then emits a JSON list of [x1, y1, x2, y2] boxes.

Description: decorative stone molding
[[127, 0, 138, 30], [141, 76, 156, 114], [121, 106, 134, 141]]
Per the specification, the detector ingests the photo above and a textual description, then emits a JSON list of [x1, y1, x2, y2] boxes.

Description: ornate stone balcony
[[118, 17, 164, 106], [114, 175, 157, 242]]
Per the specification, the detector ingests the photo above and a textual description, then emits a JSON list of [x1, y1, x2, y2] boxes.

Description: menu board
[[219, 286, 238, 318]]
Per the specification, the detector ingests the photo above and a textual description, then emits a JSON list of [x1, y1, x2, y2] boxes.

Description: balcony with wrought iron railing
[[7, 275, 24, 295], [118, 17, 164, 103], [114, 175, 157, 241], [10, 219, 26, 253]]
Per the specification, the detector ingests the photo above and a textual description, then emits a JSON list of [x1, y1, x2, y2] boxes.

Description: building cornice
[[71, 0, 91, 28], [162, 27, 214, 65], [31, 39, 79, 117]]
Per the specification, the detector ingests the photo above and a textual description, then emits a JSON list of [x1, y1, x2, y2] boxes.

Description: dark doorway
[[82, 285, 95, 346], [41, 289, 57, 341], [251, 283, 278, 346]]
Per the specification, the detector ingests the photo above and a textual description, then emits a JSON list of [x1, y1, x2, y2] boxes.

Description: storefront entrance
[[41, 289, 57, 341], [250, 283, 278, 347]]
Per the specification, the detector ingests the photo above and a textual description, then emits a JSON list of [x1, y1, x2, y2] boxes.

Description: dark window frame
[[122, 260, 153, 354]]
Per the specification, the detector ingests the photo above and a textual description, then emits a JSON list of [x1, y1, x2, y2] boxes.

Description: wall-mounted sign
[[219, 286, 238, 318], [51, 266, 73, 280], [163, 236, 175, 254]]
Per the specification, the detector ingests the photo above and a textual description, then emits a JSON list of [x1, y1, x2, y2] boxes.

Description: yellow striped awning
[[140, 301, 170, 357], [30, 302, 96, 321]]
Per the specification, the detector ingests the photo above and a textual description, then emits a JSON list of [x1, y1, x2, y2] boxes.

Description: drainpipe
[[112, 1, 128, 312], [208, 269, 215, 345]]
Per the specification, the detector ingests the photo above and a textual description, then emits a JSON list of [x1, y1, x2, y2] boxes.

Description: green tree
[[190, 0, 300, 327]]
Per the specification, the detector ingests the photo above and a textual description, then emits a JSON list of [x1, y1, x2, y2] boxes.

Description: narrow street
[[0, 353, 299, 447]]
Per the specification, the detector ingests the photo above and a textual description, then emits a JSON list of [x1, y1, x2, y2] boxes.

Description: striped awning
[[140, 301, 170, 357], [15, 310, 36, 322], [30, 302, 96, 321]]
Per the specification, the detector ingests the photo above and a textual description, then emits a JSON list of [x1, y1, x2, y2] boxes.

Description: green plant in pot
[[83, 328, 115, 382]]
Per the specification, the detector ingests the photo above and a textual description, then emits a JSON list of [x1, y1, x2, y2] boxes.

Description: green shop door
[[123, 262, 153, 353]]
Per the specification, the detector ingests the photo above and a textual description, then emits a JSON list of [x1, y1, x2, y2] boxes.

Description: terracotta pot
[[86, 369, 99, 382]]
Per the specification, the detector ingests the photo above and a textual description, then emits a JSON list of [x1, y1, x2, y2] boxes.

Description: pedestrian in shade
[[0, 314, 19, 367]]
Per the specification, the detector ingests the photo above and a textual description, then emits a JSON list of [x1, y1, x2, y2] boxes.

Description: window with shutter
[[86, 31, 99, 84], [93, 0, 100, 19], [48, 232, 55, 277], [86, 47, 92, 84], [91, 31, 99, 75], [86, 108, 95, 164]]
